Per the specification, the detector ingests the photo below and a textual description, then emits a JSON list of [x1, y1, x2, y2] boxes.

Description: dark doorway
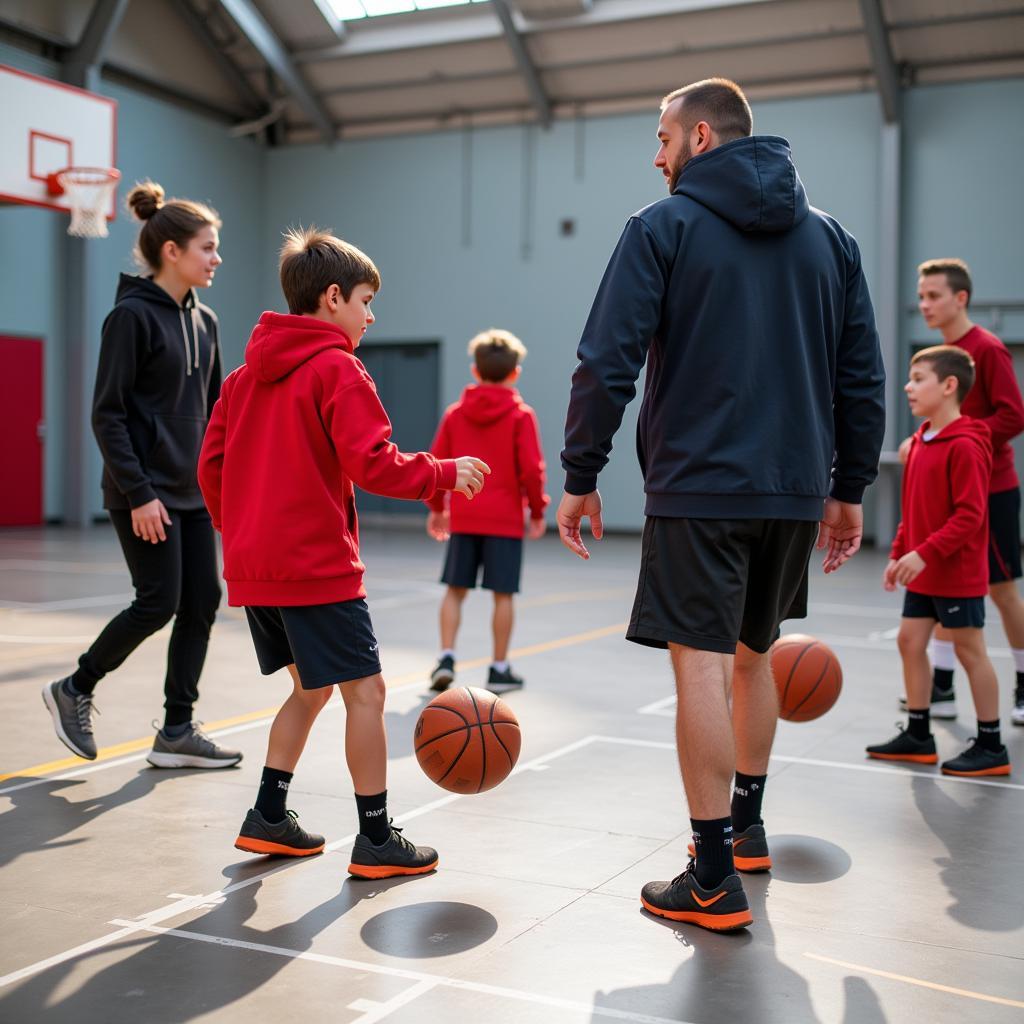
[[0, 334, 44, 525]]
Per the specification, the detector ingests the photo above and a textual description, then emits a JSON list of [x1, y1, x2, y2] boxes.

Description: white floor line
[[636, 695, 676, 716], [1, 593, 135, 613], [105, 922, 694, 1024]]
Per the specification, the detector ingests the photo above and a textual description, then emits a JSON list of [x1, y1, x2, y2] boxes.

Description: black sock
[[933, 668, 954, 692], [355, 790, 390, 845], [731, 773, 767, 833], [977, 719, 1002, 751], [254, 767, 293, 823], [67, 673, 96, 696], [1015, 672, 1024, 697], [907, 708, 931, 740], [691, 816, 734, 888], [162, 718, 192, 736]]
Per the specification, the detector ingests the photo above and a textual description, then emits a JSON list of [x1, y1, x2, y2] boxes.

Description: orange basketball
[[414, 686, 521, 794], [771, 633, 842, 722]]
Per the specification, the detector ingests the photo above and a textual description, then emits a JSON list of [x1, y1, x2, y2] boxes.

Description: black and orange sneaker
[[687, 823, 771, 872], [641, 862, 752, 931], [866, 726, 937, 765], [235, 808, 325, 857], [941, 740, 1011, 777], [348, 824, 438, 879]]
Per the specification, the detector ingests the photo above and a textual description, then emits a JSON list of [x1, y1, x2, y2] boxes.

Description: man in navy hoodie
[[558, 78, 885, 931]]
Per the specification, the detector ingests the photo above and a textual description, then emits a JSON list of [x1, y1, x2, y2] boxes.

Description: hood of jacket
[[674, 135, 809, 234], [245, 312, 355, 383], [459, 384, 521, 425], [914, 415, 992, 454]]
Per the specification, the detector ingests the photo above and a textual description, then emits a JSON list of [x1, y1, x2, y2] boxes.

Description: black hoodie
[[562, 135, 886, 520], [92, 273, 222, 511]]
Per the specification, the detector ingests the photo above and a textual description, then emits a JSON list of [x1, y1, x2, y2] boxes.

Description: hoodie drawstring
[[191, 307, 200, 370], [178, 307, 201, 376]]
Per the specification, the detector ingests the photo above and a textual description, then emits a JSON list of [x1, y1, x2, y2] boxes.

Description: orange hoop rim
[[47, 166, 121, 197]]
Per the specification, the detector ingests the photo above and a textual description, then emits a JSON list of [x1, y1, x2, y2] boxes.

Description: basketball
[[414, 687, 522, 794], [771, 634, 843, 722]]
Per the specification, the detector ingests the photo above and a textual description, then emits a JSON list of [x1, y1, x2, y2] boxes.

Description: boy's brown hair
[[279, 226, 381, 315], [912, 344, 976, 404], [469, 328, 527, 383], [918, 257, 972, 306]]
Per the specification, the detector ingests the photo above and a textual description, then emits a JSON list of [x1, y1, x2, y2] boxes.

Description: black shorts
[[988, 487, 1022, 583], [244, 599, 382, 689], [627, 516, 818, 655], [902, 591, 985, 629], [441, 533, 523, 593]]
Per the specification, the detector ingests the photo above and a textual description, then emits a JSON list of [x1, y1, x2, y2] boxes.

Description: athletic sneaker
[[1011, 688, 1024, 727], [146, 721, 243, 769], [487, 665, 524, 693], [640, 861, 752, 932], [898, 684, 957, 719], [430, 655, 455, 692], [235, 808, 325, 857], [348, 824, 438, 879], [688, 822, 772, 872], [865, 726, 938, 764], [940, 740, 1011, 777], [41, 677, 97, 761]]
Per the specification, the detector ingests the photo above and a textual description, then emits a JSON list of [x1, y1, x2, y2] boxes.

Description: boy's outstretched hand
[[527, 516, 546, 540], [427, 510, 450, 542], [557, 490, 603, 560], [453, 457, 490, 499]]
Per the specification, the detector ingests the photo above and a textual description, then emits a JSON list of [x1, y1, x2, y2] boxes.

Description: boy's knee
[[951, 631, 984, 661], [447, 586, 469, 602], [897, 625, 929, 655], [345, 674, 386, 711], [989, 581, 1021, 610]]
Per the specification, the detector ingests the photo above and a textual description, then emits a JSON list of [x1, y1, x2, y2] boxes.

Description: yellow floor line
[[804, 953, 1024, 1009], [1, 621, 627, 784]]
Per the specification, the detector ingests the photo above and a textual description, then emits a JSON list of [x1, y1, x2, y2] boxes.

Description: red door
[[0, 335, 44, 525]]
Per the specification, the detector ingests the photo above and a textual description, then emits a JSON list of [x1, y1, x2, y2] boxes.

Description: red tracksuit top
[[199, 313, 457, 606], [952, 325, 1024, 493], [890, 416, 992, 598], [426, 384, 549, 538]]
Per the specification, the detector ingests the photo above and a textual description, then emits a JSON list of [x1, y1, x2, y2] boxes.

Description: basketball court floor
[[1, 524, 1021, 1022]]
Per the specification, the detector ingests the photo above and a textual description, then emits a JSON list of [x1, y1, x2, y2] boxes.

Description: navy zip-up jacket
[[561, 135, 885, 520]]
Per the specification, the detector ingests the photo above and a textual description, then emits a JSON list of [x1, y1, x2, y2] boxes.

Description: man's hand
[[131, 498, 172, 544], [893, 550, 926, 586], [453, 457, 490, 499], [427, 510, 450, 542], [817, 497, 863, 573], [557, 490, 603, 560], [882, 559, 899, 592], [898, 435, 913, 465], [526, 516, 546, 541]]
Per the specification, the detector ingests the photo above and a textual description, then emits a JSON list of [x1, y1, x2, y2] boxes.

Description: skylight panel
[[326, 0, 489, 19]]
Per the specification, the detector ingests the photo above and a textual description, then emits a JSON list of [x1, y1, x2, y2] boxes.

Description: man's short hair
[[911, 344, 975, 404], [468, 328, 527, 383], [918, 258, 973, 307], [279, 226, 381, 315], [661, 78, 753, 142]]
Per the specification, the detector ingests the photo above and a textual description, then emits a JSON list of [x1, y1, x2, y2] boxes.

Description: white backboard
[[0, 64, 118, 220]]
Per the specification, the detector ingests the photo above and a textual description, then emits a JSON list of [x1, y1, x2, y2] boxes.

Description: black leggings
[[73, 507, 221, 725]]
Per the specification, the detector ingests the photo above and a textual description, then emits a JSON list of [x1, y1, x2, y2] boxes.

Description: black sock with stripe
[[977, 719, 1002, 751], [255, 766, 292, 823], [907, 708, 931, 740], [355, 790, 390, 845], [691, 816, 734, 888], [731, 773, 767, 833]]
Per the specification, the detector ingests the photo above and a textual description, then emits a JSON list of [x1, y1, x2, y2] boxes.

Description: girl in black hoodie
[[42, 181, 241, 769]]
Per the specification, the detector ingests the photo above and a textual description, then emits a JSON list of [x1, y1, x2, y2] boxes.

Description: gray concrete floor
[[0, 523, 1022, 1023]]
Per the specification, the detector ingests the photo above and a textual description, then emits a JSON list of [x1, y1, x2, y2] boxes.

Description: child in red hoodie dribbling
[[199, 227, 489, 876], [425, 329, 549, 694]]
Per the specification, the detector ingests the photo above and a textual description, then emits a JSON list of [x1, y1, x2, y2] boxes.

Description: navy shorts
[[441, 533, 523, 593], [902, 591, 985, 629], [244, 599, 382, 689], [988, 487, 1022, 583]]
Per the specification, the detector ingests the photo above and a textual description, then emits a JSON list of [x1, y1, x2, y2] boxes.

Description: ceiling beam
[[65, 0, 129, 82], [217, 0, 335, 143], [311, 0, 347, 40], [858, 0, 901, 123], [493, 0, 551, 128]]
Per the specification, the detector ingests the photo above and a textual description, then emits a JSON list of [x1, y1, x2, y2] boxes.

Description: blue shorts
[[902, 591, 985, 629], [244, 599, 382, 689], [441, 534, 522, 594]]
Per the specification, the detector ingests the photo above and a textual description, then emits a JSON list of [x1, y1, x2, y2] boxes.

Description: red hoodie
[[953, 325, 1024, 493], [199, 313, 457, 606], [890, 416, 992, 597], [426, 384, 548, 538]]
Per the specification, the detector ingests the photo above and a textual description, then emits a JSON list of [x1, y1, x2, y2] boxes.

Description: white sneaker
[[1012, 691, 1024, 727], [897, 686, 957, 720]]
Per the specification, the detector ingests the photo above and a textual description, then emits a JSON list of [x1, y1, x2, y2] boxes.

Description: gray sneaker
[[42, 677, 98, 760], [146, 721, 243, 769]]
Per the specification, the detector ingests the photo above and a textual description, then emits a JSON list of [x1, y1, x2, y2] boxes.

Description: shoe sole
[[41, 684, 96, 761], [640, 897, 752, 931], [940, 763, 1012, 777], [147, 752, 243, 769], [235, 835, 325, 857], [686, 843, 771, 872], [1011, 714, 1024, 727], [866, 751, 938, 764], [429, 673, 454, 692], [487, 683, 523, 694], [347, 858, 439, 879]]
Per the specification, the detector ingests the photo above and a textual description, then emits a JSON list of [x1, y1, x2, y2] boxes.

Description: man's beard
[[667, 137, 693, 192]]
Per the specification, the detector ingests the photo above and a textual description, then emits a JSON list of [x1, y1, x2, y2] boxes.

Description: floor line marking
[[804, 952, 1024, 1009], [104, 922, 694, 1024], [0, 593, 135, 613]]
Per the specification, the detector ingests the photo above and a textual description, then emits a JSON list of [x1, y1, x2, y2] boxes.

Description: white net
[[57, 168, 120, 238]]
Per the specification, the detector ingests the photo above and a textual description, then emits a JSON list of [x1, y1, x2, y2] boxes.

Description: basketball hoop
[[47, 167, 120, 238]]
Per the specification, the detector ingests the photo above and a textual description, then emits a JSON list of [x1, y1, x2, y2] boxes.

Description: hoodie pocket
[[146, 414, 206, 492]]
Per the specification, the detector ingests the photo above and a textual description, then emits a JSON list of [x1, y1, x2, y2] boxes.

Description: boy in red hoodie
[[198, 228, 489, 875], [868, 345, 1010, 776], [425, 329, 549, 692]]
